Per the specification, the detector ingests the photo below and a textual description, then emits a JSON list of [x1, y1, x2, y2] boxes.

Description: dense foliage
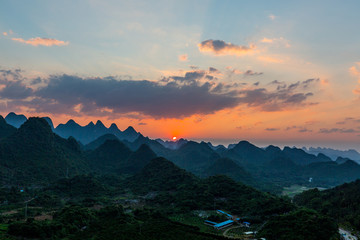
[[294, 179, 360, 231], [258, 208, 339, 240], [0, 117, 88, 185], [7, 205, 227, 240], [0, 116, 16, 139]]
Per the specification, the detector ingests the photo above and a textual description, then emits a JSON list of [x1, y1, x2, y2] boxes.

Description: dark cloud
[[286, 125, 312, 132], [0, 69, 33, 99], [270, 79, 319, 91], [34, 74, 239, 118], [209, 67, 220, 73], [269, 80, 283, 85], [342, 117, 360, 123], [189, 65, 198, 69], [0, 81, 33, 99], [138, 122, 147, 125], [244, 70, 263, 77], [265, 128, 279, 131], [253, 82, 260, 86], [30, 77, 42, 85], [319, 128, 359, 134], [237, 86, 314, 111], [302, 78, 319, 88], [285, 93, 312, 103], [0, 68, 320, 118], [198, 39, 255, 56], [168, 70, 206, 83], [298, 128, 312, 133], [205, 75, 214, 80]]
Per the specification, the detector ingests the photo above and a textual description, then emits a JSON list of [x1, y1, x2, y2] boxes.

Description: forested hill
[[294, 179, 360, 231], [0, 116, 343, 240], [0, 117, 88, 184]]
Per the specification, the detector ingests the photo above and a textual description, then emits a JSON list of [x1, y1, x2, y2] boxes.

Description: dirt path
[[223, 226, 242, 239]]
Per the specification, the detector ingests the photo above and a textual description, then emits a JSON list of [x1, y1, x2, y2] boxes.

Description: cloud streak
[[12, 37, 69, 46], [198, 39, 255, 56]]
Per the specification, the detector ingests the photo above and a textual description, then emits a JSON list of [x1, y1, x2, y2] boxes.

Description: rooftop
[[214, 220, 234, 228]]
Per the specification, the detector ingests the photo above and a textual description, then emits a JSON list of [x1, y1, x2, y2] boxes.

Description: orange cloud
[[11, 37, 69, 46], [3, 32, 8, 36], [261, 37, 291, 47], [349, 63, 360, 95], [350, 63, 360, 79], [198, 39, 256, 56], [261, 37, 273, 43], [178, 54, 188, 61], [353, 87, 360, 95]]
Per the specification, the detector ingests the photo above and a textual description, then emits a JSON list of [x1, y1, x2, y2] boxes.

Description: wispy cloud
[[265, 128, 279, 131], [261, 37, 290, 47], [198, 39, 255, 56], [285, 125, 312, 133], [11, 37, 69, 46], [2, 30, 13, 36], [350, 63, 360, 95], [244, 70, 263, 77], [319, 128, 360, 134]]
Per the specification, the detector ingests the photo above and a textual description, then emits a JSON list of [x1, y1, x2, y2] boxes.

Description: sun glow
[[172, 136, 177, 140]]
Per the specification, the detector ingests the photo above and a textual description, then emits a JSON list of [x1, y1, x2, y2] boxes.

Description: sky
[[1, 0, 360, 150]]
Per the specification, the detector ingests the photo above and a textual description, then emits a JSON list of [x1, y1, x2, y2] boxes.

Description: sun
[[172, 136, 177, 140]]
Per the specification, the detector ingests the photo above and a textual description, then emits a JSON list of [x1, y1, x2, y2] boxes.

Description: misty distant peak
[[6, 112, 26, 118], [109, 123, 119, 130], [66, 119, 77, 125], [87, 121, 95, 127], [124, 126, 136, 133], [234, 140, 258, 150], [95, 120, 105, 128], [237, 140, 252, 145], [5, 112, 27, 128], [266, 145, 281, 152]]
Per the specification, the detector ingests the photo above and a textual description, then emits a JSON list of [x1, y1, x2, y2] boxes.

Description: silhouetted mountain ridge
[[0, 117, 88, 184], [0, 115, 16, 139], [5, 112, 27, 128]]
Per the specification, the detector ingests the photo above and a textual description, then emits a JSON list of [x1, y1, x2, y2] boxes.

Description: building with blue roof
[[204, 220, 218, 226], [216, 210, 233, 219], [243, 221, 251, 227], [213, 220, 234, 230]]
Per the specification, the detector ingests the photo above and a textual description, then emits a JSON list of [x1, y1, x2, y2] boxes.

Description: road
[[223, 226, 242, 239], [339, 228, 358, 240]]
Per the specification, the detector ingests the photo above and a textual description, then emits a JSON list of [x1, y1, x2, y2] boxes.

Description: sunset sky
[[1, 1, 360, 150]]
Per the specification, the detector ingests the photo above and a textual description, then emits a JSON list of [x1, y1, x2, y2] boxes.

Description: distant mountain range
[[2, 112, 360, 191], [303, 146, 360, 163], [3, 112, 359, 161], [3, 112, 140, 144]]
